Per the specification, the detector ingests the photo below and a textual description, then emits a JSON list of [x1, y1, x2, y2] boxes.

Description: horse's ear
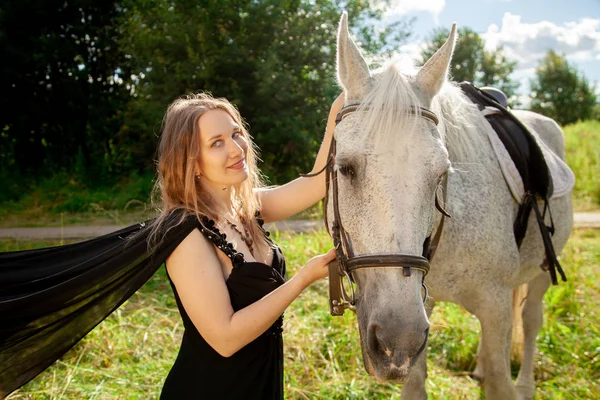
[[416, 23, 457, 100], [337, 12, 371, 99]]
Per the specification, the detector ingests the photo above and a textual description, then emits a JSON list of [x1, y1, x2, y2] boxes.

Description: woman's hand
[[169, 232, 336, 357], [297, 248, 337, 287]]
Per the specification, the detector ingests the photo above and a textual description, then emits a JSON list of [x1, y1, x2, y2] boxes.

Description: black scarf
[[0, 213, 200, 397]]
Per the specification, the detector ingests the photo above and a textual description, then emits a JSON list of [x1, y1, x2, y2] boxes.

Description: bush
[[1, 171, 155, 214], [563, 120, 600, 209]]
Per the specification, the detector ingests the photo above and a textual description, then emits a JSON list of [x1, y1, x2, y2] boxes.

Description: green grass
[[563, 120, 600, 211], [0, 172, 157, 228], [4, 229, 599, 399]]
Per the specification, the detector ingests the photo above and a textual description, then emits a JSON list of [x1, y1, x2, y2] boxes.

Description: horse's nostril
[[367, 323, 384, 355], [414, 327, 430, 359]]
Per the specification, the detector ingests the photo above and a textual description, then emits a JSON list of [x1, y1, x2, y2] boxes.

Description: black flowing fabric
[[161, 217, 286, 400], [0, 213, 201, 398]]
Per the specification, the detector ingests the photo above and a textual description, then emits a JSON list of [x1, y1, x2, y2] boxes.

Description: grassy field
[[3, 228, 599, 399], [563, 120, 600, 211]]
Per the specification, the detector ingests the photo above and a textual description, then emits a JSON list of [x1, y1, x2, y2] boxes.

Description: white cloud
[[479, 13, 600, 93], [482, 13, 600, 70], [568, 51, 595, 61], [593, 81, 600, 95], [399, 41, 427, 61], [385, 0, 446, 20]]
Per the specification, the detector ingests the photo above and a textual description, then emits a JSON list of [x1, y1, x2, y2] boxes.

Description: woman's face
[[197, 109, 250, 190]]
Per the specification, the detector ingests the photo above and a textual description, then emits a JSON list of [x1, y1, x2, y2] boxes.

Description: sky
[[383, 0, 600, 96]]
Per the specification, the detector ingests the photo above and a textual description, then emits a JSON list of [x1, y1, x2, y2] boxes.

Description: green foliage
[[563, 120, 600, 209], [0, 0, 132, 177], [421, 27, 519, 105], [530, 50, 598, 126], [0, 172, 155, 228], [117, 0, 411, 183], [4, 229, 599, 399], [0, 0, 414, 205]]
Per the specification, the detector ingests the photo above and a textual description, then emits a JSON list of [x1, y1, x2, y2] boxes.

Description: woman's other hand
[[298, 248, 337, 286]]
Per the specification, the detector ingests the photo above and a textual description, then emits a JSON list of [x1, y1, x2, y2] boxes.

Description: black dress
[[160, 216, 287, 400]]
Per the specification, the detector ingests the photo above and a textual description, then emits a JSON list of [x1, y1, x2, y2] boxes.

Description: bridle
[[304, 103, 450, 316]]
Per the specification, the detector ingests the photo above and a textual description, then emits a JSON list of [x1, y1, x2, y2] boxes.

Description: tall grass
[[3, 229, 599, 399], [563, 120, 600, 210]]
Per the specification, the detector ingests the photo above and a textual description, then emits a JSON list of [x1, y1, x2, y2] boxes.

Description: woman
[[152, 92, 343, 399], [0, 92, 344, 399]]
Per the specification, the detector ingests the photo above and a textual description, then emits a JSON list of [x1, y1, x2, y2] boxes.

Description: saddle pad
[[459, 82, 574, 203], [482, 108, 575, 203], [460, 83, 571, 285]]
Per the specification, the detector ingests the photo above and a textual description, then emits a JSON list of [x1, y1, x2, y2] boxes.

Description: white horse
[[329, 13, 573, 400]]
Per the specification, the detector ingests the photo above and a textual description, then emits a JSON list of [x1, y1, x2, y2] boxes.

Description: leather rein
[[304, 103, 450, 316]]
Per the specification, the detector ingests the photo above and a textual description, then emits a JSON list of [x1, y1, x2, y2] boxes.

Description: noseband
[[305, 103, 449, 316]]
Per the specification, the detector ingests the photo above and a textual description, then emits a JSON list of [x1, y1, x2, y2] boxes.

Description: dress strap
[[255, 211, 273, 242], [197, 216, 245, 267]]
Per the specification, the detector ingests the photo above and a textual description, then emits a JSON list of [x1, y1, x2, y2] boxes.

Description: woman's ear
[[194, 161, 203, 178]]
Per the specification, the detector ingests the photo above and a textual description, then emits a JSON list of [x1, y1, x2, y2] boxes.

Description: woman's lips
[[228, 158, 246, 170]]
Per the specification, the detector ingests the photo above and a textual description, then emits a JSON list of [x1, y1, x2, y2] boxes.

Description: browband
[[335, 104, 440, 126]]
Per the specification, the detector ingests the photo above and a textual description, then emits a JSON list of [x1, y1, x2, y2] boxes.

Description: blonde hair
[[147, 92, 267, 252]]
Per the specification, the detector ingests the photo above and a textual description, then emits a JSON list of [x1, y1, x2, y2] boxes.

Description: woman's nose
[[228, 139, 244, 157]]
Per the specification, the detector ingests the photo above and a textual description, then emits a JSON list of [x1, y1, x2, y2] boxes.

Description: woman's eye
[[211, 140, 223, 147], [232, 131, 241, 139]]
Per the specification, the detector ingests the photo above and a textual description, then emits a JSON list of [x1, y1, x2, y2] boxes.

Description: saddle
[[459, 82, 567, 285]]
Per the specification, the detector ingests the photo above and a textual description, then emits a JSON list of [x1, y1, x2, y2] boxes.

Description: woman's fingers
[[324, 248, 336, 262]]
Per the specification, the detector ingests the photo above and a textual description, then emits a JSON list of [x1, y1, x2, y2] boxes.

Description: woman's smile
[[228, 158, 246, 170]]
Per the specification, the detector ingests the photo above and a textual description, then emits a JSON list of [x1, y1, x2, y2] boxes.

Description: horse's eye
[[338, 165, 355, 177]]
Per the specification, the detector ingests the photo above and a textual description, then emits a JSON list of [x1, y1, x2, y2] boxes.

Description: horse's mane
[[359, 56, 489, 164]]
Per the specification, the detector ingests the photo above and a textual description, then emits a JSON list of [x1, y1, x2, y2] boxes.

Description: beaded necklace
[[225, 219, 254, 256]]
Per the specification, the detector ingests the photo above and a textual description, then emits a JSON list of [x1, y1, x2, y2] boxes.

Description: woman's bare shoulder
[[166, 227, 219, 273]]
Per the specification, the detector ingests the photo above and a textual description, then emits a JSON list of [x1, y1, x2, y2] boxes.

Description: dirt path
[[0, 213, 598, 240]]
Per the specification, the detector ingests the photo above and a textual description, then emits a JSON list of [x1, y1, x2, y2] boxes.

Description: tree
[[116, 0, 412, 183], [0, 0, 132, 188], [529, 50, 598, 126], [421, 27, 519, 105], [0, 0, 412, 194]]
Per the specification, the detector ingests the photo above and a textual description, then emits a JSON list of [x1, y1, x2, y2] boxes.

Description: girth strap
[[522, 193, 566, 285]]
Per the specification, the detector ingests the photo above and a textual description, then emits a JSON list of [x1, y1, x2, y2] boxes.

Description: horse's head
[[329, 13, 456, 382]]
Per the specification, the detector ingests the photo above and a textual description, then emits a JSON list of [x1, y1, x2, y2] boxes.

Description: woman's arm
[[166, 228, 335, 357], [257, 93, 345, 223]]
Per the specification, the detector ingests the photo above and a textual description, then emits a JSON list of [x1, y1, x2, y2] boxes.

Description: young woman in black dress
[[149, 92, 344, 399], [0, 91, 343, 399]]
